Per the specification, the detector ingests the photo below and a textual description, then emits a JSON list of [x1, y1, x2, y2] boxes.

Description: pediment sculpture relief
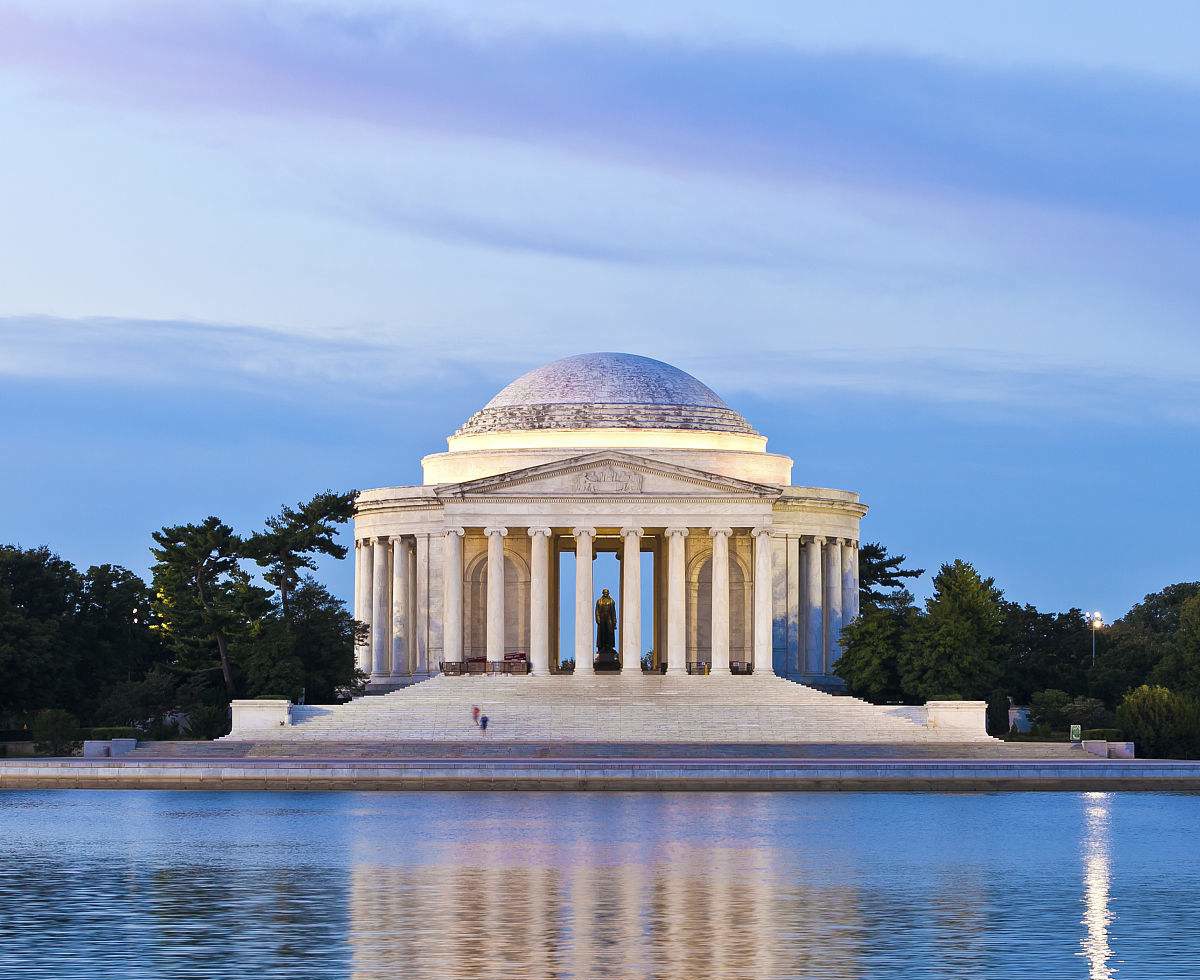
[[577, 464, 644, 494]]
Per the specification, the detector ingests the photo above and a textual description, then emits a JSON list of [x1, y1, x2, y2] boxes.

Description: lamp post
[[1086, 610, 1104, 666]]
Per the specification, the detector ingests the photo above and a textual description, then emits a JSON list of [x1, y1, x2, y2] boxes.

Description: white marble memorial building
[[353, 352, 862, 688], [227, 353, 990, 742]]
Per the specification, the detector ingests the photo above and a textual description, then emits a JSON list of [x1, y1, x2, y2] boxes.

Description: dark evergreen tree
[[899, 560, 1005, 700], [150, 517, 268, 696], [999, 604, 1091, 703], [242, 491, 355, 622], [834, 592, 916, 702], [0, 546, 83, 723], [858, 542, 924, 612]]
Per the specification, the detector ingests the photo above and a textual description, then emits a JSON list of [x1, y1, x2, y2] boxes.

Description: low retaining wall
[[1, 757, 1195, 792], [229, 699, 291, 736]]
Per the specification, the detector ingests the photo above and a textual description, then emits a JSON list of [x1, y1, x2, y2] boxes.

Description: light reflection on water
[[1, 791, 1198, 979], [1081, 793, 1115, 980]]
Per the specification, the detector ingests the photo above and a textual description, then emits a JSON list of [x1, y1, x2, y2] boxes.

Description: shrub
[[88, 727, 138, 740], [1116, 685, 1200, 759], [1082, 729, 1123, 741], [183, 705, 230, 741], [1029, 689, 1071, 731], [1063, 697, 1115, 729], [986, 691, 1011, 735], [32, 709, 82, 756]]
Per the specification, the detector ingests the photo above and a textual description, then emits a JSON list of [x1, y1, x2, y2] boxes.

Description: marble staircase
[[249, 674, 994, 744]]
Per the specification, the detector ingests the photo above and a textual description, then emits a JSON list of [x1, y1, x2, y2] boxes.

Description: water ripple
[[1, 791, 1198, 979]]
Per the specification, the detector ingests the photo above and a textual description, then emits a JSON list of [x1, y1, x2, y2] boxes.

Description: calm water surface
[[0, 790, 1197, 979]]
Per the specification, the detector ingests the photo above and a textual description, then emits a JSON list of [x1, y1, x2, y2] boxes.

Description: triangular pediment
[[435, 451, 781, 499]]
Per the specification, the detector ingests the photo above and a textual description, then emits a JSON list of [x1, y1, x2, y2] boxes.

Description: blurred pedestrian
[[471, 705, 480, 727], [480, 715, 489, 733]]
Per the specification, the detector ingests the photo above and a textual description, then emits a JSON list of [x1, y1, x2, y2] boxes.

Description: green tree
[[1116, 685, 1200, 759], [1028, 689, 1071, 731], [151, 517, 268, 696], [0, 546, 83, 724], [1121, 583, 1200, 635], [899, 560, 1005, 700], [31, 708, 81, 756], [1149, 594, 1200, 699], [834, 594, 916, 702], [1087, 583, 1200, 706], [1000, 604, 1091, 702], [242, 491, 355, 623], [71, 564, 166, 717], [858, 542, 924, 613]]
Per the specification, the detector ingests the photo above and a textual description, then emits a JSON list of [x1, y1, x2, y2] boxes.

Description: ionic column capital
[[750, 526, 773, 539], [665, 526, 689, 539], [374, 534, 390, 545], [808, 534, 827, 545], [572, 526, 597, 540], [708, 526, 733, 539], [444, 527, 465, 538], [483, 526, 509, 538], [620, 526, 644, 538], [527, 526, 553, 538]]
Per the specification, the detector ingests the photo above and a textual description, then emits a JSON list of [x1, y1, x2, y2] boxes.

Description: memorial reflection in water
[[347, 841, 865, 980], [5, 791, 1192, 980]]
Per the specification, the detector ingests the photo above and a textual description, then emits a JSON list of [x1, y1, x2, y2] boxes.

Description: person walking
[[471, 705, 480, 727], [479, 714, 489, 733]]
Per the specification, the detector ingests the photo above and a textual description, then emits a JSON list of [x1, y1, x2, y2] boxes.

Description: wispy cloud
[[2, 2, 1198, 222], [4, 314, 1197, 426]]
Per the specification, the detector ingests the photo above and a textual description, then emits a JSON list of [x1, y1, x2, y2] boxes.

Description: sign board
[[1070, 724, 1082, 742]]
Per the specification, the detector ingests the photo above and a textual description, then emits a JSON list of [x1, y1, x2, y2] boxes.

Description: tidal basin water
[[1, 791, 1197, 979]]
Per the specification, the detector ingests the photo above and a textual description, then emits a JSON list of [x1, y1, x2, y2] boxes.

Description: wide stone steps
[[258, 675, 987, 744]]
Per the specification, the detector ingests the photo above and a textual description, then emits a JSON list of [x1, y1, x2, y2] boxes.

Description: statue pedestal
[[593, 646, 622, 672]]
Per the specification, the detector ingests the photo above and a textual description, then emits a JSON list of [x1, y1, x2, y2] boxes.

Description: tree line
[[0, 491, 363, 740], [843, 543, 1200, 751], [3, 523, 1198, 750]]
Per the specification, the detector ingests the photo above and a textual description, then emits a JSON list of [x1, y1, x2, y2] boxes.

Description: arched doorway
[[688, 552, 751, 667], [464, 552, 530, 659]]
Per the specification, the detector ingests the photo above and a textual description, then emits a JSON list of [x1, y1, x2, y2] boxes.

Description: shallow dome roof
[[454, 353, 758, 437]]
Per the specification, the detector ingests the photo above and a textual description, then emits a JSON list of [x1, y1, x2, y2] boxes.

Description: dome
[[454, 352, 758, 437]]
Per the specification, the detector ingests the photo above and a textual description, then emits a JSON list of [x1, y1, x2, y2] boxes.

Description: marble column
[[441, 528, 465, 666], [414, 533, 431, 676], [484, 527, 508, 664], [843, 540, 860, 624], [371, 536, 390, 678], [528, 527, 552, 676], [825, 538, 844, 673], [709, 528, 732, 674], [665, 527, 688, 675], [752, 527, 775, 677], [620, 527, 643, 675], [573, 527, 596, 676], [786, 534, 801, 675], [804, 536, 825, 676], [391, 536, 411, 680], [355, 540, 372, 674]]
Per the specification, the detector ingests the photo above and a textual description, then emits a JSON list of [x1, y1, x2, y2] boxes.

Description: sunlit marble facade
[[352, 353, 864, 689]]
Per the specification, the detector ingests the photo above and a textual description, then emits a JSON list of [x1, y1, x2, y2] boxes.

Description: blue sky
[[1, 0, 1197, 622]]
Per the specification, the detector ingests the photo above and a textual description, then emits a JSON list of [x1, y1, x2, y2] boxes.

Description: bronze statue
[[594, 588, 618, 668]]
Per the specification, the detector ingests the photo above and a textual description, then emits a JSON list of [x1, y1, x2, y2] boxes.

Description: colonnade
[[355, 527, 859, 683]]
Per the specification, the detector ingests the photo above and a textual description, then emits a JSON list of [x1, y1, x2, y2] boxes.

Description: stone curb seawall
[[2, 758, 1198, 792]]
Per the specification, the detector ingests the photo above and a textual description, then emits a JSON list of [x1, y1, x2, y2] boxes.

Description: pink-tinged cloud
[[1, 2, 1198, 220]]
